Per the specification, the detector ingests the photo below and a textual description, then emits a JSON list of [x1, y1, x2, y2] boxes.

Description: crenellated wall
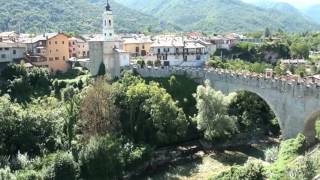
[[134, 66, 320, 143]]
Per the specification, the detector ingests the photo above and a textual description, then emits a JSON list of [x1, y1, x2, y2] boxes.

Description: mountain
[[0, 0, 179, 33], [115, 0, 320, 32], [304, 5, 320, 24]]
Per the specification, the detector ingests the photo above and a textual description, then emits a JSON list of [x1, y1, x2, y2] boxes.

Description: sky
[[243, 0, 320, 8]]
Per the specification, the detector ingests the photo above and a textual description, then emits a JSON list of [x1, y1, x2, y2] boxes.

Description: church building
[[87, 0, 129, 77]]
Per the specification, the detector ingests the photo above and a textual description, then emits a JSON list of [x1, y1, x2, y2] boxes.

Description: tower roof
[[106, 0, 111, 11]]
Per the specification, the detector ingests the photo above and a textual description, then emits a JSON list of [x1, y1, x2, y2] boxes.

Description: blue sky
[[243, 0, 320, 8]]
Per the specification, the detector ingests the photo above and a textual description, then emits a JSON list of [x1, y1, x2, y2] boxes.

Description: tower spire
[[106, 0, 111, 11]]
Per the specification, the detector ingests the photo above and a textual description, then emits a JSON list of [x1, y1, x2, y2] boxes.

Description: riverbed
[[141, 143, 275, 180]]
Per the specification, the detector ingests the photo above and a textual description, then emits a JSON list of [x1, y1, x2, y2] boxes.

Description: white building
[[0, 42, 26, 63], [147, 36, 210, 67], [85, 0, 129, 77]]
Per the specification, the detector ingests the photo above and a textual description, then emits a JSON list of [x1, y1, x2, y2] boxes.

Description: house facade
[[69, 36, 89, 58], [23, 33, 70, 73], [0, 42, 26, 63], [123, 36, 152, 57], [147, 36, 209, 67]]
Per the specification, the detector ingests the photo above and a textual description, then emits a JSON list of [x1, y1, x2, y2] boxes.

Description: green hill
[[0, 0, 180, 33], [115, 0, 320, 33]]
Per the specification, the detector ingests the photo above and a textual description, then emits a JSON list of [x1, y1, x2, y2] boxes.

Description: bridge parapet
[[133, 66, 320, 99]]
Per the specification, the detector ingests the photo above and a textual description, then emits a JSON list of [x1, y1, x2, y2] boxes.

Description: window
[[55, 41, 57, 44], [73, 42, 75, 45], [56, 49, 58, 52], [142, 45, 145, 49], [49, 57, 53, 61], [105, 20, 107, 26], [37, 49, 41, 54], [104, 33, 107, 37], [196, 55, 201, 60], [55, 57, 59, 60], [158, 48, 160, 53], [4, 48, 9, 51], [63, 56, 65, 60], [62, 41, 64, 44], [0, 48, 2, 51], [50, 50, 52, 54], [1, 54, 5, 58], [49, 41, 51, 45], [109, 20, 112, 26], [73, 48, 75, 51], [109, 33, 112, 36], [13, 50, 16, 55]]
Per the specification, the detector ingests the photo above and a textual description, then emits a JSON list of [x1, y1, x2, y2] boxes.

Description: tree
[[113, 72, 188, 145], [79, 77, 119, 139], [97, 63, 106, 76], [1, 63, 27, 80], [290, 42, 310, 59], [265, 27, 271, 38], [194, 81, 237, 141], [79, 135, 124, 180]]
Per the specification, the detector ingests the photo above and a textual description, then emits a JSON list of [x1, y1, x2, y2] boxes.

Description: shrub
[[97, 63, 106, 76], [212, 160, 265, 180], [1, 64, 27, 80], [286, 156, 317, 180], [16, 170, 42, 180], [146, 60, 153, 66], [0, 167, 16, 180], [79, 136, 124, 180], [264, 146, 279, 163], [44, 152, 79, 180]]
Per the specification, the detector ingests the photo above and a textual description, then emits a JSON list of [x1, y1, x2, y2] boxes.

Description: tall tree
[[79, 77, 119, 139], [194, 80, 237, 141]]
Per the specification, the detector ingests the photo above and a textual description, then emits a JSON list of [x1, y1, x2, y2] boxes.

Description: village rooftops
[[123, 37, 152, 44], [0, 41, 26, 48], [88, 34, 122, 42]]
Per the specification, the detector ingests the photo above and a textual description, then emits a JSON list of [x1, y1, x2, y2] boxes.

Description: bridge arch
[[209, 83, 284, 135], [304, 110, 320, 144]]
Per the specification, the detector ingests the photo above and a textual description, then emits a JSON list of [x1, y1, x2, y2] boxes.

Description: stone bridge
[[134, 67, 320, 143]]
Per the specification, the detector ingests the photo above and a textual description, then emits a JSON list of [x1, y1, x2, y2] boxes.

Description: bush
[[44, 152, 78, 180], [79, 135, 151, 179], [0, 167, 16, 180], [0, 96, 64, 156], [264, 146, 279, 163], [1, 64, 27, 80], [146, 60, 153, 66], [16, 170, 42, 180], [212, 160, 265, 180], [286, 156, 317, 180], [79, 136, 124, 180]]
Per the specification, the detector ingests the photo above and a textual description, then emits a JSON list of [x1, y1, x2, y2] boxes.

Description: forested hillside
[[115, 0, 320, 32], [0, 0, 179, 33]]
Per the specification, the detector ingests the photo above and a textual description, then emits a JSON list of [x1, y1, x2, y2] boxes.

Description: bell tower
[[103, 0, 114, 41]]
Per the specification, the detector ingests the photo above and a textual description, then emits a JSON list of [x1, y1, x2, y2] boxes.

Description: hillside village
[[0, 1, 320, 180], [1, 0, 320, 84]]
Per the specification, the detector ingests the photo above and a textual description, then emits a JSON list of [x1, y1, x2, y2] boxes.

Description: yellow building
[[24, 33, 71, 73], [123, 37, 152, 57]]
